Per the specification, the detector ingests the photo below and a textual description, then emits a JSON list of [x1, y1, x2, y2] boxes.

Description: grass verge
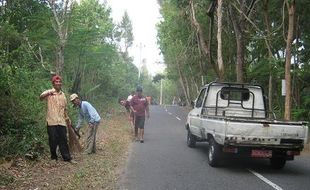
[[0, 113, 133, 190]]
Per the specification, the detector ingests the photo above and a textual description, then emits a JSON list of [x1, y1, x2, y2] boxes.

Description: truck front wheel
[[270, 157, 286, 169], [187, 130, 196, 148], [208, 138, 222, 167]]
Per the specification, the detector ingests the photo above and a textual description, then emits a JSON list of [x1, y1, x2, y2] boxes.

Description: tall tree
[[216, 0, 224, 81], [48, 0, 73, 75], [263, 0, 275, 116], [118, 11, 134, 55], [284, 0, 295, 120], [189, 0, 218, 78]]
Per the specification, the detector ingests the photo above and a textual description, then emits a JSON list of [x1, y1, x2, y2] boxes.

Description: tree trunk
[[229, 0, 258, 83], [184, 76, 191, 103], [188, 63, 200, 94], [229, 1, 247, 83], [189, 0, 218, 78], [263, 0, 274, 117], [56, 44, 64, 74], [177, 62, 190, 106], [48, 0, 72, 75], [236, 35, 245, 83], [216, 0, 224, 81], [284, 0, 295, 120]]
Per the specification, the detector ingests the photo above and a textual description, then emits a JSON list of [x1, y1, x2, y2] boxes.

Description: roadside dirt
[[0, 113, 133, 190]]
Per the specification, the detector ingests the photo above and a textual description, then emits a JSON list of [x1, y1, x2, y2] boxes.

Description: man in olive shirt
[[40, 75, 73, 162]]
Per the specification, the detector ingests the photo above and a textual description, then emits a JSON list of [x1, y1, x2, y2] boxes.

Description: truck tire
[[270, 157, 286, 169], [208, 137, 222, 167], [187, 130, 196, 148]]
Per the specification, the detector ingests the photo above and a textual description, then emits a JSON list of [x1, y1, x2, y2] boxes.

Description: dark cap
[[136, 86, 143, 92]]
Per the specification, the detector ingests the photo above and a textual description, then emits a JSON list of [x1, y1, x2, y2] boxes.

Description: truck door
[[189, 88, 206, 137]]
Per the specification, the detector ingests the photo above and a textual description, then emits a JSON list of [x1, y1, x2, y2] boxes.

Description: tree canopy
[[157, 0, 310, 121]]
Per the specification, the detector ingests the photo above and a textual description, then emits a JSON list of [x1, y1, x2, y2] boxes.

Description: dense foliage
[[0, 0, 149, 157], [157, 0, 310, 121]]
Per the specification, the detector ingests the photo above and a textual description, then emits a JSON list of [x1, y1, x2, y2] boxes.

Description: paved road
[[118, 105, 310, 190]]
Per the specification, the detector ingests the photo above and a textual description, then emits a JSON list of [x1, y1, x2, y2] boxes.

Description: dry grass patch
[[0, 113, 133, 190]]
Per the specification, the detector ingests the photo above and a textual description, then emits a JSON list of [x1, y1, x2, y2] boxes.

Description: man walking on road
[[130, 86, 150, 143], [70, 93, 101, 154], [39, 75, 75, 163]]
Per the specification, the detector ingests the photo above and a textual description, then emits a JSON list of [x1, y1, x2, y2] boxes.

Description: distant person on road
[[70, 93, 101, 154], [39, 75, 75, 163], [130, 86, 150, 143], [146, 96, 152, 105]]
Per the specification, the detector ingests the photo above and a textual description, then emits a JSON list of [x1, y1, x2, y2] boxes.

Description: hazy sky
[[105, 0, 165, 76]]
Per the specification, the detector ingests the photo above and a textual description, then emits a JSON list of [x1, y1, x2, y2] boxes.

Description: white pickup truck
[[186, 82, 308, 169]]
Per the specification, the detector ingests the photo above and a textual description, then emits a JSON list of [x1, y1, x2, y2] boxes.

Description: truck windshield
[[220, 87, 250, 101]]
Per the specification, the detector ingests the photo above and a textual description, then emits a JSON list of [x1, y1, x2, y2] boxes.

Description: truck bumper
[[222, 145, 302, 160]]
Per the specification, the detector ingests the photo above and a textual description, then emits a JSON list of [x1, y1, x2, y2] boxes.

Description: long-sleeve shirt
[[76, 101, 101, 129]]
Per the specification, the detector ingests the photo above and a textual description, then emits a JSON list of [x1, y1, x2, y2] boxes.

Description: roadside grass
[[0, 112, 133, 190]]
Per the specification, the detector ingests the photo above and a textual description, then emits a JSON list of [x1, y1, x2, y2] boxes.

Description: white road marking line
[[168, 112, 172, 115], [247, 169, 283, 190], [176, 117, 181, 121]]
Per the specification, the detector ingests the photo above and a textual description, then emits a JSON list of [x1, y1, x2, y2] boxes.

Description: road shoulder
[[0, 113, 133, 190]]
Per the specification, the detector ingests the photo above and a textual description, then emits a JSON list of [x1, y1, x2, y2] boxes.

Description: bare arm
[[146, 102, 150, 118], [145, 101, 150, 118], [130, 105, 136, 113]]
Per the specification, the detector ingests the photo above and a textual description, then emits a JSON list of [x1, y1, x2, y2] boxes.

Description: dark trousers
[[47, 125, 71, 161]]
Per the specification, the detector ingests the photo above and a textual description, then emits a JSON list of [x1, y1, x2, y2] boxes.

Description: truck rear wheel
[[270, 157, 286, 169], [208, 138, 222, 167], [187, 130, 196, 148]]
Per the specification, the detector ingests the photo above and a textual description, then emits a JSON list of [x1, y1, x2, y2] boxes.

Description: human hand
[[48, 89, 56, 96]]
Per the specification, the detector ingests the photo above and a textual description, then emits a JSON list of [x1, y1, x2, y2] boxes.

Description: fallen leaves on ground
[[0, 113, 134, 190]]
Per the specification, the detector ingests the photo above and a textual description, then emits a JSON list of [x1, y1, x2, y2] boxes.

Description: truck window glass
[[220, 87, 250, 101], [196, 88, 206, 108]]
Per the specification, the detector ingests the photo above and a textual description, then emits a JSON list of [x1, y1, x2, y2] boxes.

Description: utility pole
[[137, 42, 145, 80]]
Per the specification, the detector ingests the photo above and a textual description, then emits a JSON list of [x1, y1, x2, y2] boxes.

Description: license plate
[[251, 150, 272, 158]]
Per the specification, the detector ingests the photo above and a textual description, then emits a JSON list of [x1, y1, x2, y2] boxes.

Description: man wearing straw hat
[[70, 93, 101, 154]]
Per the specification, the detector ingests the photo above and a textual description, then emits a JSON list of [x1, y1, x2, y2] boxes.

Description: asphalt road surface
[[118, 105, 310, 190]]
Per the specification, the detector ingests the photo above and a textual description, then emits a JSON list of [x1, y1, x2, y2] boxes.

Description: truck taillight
[[286, 151, 300, 156]]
